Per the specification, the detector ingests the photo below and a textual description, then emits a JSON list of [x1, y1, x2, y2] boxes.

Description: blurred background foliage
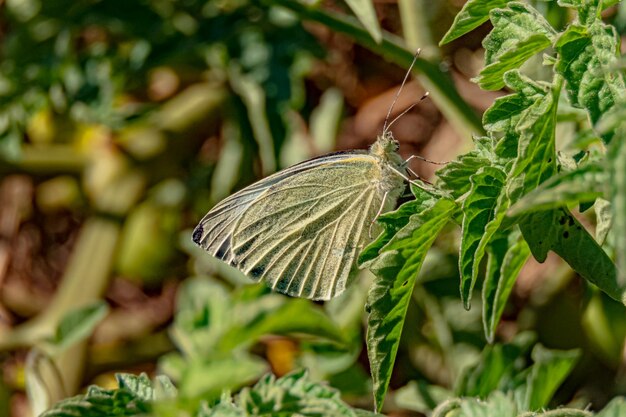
[[1, 0, 626, 416]]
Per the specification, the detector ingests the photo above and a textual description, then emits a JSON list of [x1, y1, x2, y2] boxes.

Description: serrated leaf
[[40, 385, 150, 417], [366, 197, 457, 411], [483, 71, 547, 134], [477, 35, 552, 90], [459, 166, 508, 309], [359, 192, 437, 266], [519, 208, 626, 305], [508, 163, 606, 216], [555, 22, 626, 126], [458, 391, 519, 417], [436, 152, 492, 199], [557, 0, 600, 24], [116, 373, 177, 402], [440, 0, 508, 45], [476, 2, 555, 90], [232, 369, 370, 417], [46, 301, 108, 353], [344, 0, 383, 43], [521, 345, 580, 411], [508, 85, 558, 202], [482, 230, 530, 342]]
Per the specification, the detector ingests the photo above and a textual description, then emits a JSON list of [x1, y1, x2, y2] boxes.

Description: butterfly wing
[[193, 151, 395, 300]]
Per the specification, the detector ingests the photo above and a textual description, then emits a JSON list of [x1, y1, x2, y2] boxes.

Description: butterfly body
[[193, 132, 406, 300]]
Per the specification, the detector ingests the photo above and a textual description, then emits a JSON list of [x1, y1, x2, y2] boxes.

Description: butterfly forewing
[[193, 151, 391, 300]]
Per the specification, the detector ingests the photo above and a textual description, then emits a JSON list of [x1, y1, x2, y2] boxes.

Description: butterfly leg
[[368, 191, 389, 239]]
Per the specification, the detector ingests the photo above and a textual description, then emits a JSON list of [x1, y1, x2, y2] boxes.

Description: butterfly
[[193, 52, 429, 300]]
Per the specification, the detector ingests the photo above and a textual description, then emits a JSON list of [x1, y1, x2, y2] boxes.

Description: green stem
[[268, 0, 483, 141]]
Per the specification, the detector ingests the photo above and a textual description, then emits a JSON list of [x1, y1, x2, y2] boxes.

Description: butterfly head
[[371, 130, 401, 159]]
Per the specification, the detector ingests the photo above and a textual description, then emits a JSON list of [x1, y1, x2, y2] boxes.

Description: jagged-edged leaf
[[519, 208, 626, 305], [483, 71, 547, 134], [482, 230, 530, 342], [508, 163, 607, 216], [555, 22, 626, 126], [359, 192, 437, 266], [440, 0, 508, 45], [508, 85, 558, 201], [436, 152, 492, 199], [520, 345, 580, 411], [459, 166, 508, 309], [40, 385, 150, 417], [476, 2, 556, 90], [229, 369, 379, 417], [366, 197, 457, 411], [477, 35, 552, 91], [116, 374, 177, 402], [344, 0, 382, 43], [457, 392, 519, 417], [557, 0, 601, 24]]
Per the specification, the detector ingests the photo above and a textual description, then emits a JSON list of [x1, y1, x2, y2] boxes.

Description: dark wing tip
[[192, 224, 204, 246]]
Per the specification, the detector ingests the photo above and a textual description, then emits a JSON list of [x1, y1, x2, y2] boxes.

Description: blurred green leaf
[[343, 0, 382, 43], [596, 397, 626, 417], [440, 0, 508, 45], [366, 196, 457, 411], [394, 381, 452, 414], [520, 345, 580, 411], [45, 302, 108, 353]]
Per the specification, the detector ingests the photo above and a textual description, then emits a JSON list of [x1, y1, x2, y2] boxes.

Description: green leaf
[[477, 2, 556, 90], [557, 0, 601, 24], [366, 197, 457, 411], [359, 192, 437, 266], [483, 71, 547, 135], [229, 369, 375, 417], [217, 298, 346, 351], [176, 354, 267, 400], [456, 332, 535, 398], [116, 373, 177, 402], [482, 229, 530, 342], [40, 385, 150, 417], [394, 381, 452, 414], [508, 163, 607, 216], [457, 391, 518, 417], [519, 208, 626, 305], [477, 35, 552, 91], [436, 142, 492, 199], [555, 22, 626, 126], [343, 0, 383, 43], [459, 166, 508, 309], [46, 301, 108, 353], [508, 84, 558, 201], [521, 345, 580, 411], [439, 0, 508, 45], [608, 119, 626, 288]]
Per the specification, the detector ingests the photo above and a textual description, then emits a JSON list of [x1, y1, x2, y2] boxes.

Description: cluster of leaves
[[39, 370, 381, 417], [360, 0, 626, 411]]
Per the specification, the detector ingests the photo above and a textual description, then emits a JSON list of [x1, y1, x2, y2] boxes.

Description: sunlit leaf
[[366, 197, 457, 411], [440, 0, 508, 45], [343, 0, 383, 43]]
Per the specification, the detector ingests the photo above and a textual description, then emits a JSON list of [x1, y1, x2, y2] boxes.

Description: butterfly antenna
[[385, 91, 429, 131], [382, 48, 421, 135]]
